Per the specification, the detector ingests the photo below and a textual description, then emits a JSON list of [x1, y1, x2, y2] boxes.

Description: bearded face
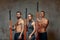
[[16, 13, 21, 19]]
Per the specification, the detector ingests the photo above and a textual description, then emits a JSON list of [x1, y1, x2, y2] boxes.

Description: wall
[[0, 0, 60, 40]]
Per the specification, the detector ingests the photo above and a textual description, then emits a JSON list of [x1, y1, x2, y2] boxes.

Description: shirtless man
[[26, 13, 36, 40], [37, 11, 49, 40], [9, 11, 24, 40]]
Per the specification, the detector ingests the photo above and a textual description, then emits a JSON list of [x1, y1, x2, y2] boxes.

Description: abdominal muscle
[[15, 25, 22, 33], [37, 27, 46, 33]]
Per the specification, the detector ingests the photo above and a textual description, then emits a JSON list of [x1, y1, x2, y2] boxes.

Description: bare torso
[[16, 24, 22, 32], [37, 18, 49, 33], [15, 18, 24, 33]]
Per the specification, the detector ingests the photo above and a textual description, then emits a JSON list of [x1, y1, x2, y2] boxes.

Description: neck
[[41, 16, 44, 18], [17, 17, 21, 20], [29, 19, 32, 22], [42, 17, 44, 19]]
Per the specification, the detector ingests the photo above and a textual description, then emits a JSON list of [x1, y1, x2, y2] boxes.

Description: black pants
[[38, 32, 47, 40], [14, 32, 24, 40]]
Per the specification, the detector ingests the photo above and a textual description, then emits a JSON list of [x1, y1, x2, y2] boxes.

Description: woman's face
[[28, 14, 32, 20]]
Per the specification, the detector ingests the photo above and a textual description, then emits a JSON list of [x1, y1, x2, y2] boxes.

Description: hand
[[18, 35, 22, 39], [29, 35, 32, 39], [9, 26, 11, 28]]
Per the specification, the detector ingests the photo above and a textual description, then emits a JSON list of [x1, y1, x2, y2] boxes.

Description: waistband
[[38, 32, 47, 34]]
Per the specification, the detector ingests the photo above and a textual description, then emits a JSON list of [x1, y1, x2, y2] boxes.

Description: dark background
[[0, 0, 60, 40]]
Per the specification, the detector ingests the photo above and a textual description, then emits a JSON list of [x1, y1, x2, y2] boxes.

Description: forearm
[[30, 29, 35, 36], [30, 25, 35, 36], [20, 24, 24, 36], [30, 22, 36, 36], [20, 29, 24, 35]]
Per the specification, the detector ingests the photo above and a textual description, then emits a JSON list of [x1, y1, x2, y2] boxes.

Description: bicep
[[43, 20, 49, 28], [22, 21, 24, 29], [32, 22, 35, 30], [46, 20, 49, 27]]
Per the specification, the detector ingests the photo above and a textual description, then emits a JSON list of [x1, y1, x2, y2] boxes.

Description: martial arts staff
[[26, 13, 36, 40], [9, 11, 24, 40], [37, 11, 49, 40]]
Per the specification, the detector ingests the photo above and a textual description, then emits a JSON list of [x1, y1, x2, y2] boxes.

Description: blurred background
[[0, 0, 60, 40]]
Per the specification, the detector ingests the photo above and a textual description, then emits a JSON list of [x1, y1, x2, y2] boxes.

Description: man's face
[[16, 13, 21, 19], [40, 12, 45, 18], [28, 15, 32, 20]]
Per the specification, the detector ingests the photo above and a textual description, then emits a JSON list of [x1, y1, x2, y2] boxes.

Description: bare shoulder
[[44, 18, 49, 24], [45, 18, 49, 22], [21, 19, 24, 23], [32, 20, 35, 25], [19, 18, 24, 23], [21, 19, 24, 22]]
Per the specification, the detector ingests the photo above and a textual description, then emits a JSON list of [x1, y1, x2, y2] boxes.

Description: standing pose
[[9, 11, 24, 40], [26, 13, 36, 40], [37, 11, 49, 40]]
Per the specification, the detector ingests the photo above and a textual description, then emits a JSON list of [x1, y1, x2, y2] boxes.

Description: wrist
[[30, 34, 32, 36], [20, 33, 22, 36]]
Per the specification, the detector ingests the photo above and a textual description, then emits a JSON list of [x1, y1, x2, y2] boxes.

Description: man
[[9, 11, 24, 40], [26, 13, 36, 40], [37, 11, 49, 40]]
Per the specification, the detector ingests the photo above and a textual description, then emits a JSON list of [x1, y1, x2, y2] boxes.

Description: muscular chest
[[16, 20, 22, 29], [39, 19, 46, 24], [38, 19, 46, 27]]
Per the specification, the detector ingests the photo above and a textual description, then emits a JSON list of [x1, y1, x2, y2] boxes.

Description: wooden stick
[[36, 1, 39, 40], [24, 8, 27, 40], [9, 10, 12, 40]]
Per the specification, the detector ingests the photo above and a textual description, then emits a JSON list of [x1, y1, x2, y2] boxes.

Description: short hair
[[16, 11, 22, 15], [41, 11, 45, 14], [28, 13, 33, 17]]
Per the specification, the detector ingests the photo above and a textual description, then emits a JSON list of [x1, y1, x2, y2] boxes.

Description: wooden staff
[[24, 8, 27, 40], [9, 10, 12, 40], [36, 1, 39, 40]]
